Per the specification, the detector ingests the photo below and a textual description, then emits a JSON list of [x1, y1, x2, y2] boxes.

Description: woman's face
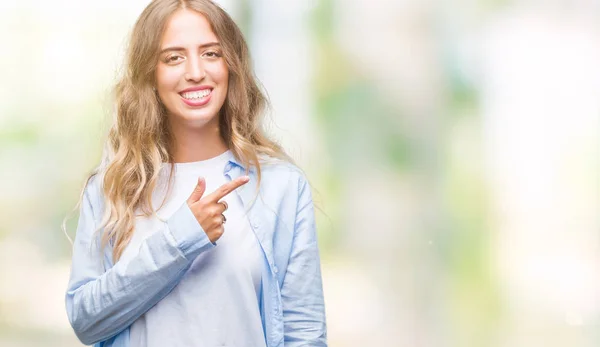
[[155, 9, 229, 130]]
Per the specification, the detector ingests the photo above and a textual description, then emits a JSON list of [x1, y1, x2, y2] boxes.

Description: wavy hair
[[72, 0, 290, 263]]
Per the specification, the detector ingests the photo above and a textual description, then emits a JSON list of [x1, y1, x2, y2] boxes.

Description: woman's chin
[[165, 94, 226, 129], [171, 110, 219, 127]]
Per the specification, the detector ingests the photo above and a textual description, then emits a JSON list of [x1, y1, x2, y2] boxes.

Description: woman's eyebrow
[[159, 42, 221, 55]]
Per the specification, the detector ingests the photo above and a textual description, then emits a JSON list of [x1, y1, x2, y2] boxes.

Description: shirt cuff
[[165, 202, 215, 260]]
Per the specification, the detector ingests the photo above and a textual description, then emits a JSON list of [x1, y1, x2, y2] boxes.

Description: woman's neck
[[170, 120, 229, 163]]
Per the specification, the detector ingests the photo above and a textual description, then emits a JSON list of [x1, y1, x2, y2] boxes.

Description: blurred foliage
[[310, 0, 412, 254]]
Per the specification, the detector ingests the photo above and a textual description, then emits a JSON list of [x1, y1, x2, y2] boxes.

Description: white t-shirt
[[120, 150, 266, 347]]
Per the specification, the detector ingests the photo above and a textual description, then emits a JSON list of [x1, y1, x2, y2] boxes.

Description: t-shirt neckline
[[166, 150, 232, 174]]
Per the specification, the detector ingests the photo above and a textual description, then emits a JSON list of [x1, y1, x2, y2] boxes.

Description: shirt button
[[273, 266, 278, 274]]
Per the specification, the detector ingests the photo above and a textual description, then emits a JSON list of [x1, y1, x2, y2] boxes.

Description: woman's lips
[[180, 89, 212, 107]]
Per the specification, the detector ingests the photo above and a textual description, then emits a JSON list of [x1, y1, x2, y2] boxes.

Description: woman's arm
[[280, 176, 328, 346], [65, 182, 214, 345]]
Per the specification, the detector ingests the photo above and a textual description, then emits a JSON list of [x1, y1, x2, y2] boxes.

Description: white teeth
[[181, 89, 211, 99]]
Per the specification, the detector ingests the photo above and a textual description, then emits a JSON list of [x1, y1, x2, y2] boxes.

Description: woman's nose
[[184, 57, 206, 82]]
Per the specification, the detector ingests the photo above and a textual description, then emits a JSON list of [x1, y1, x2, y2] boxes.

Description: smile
[[179, 89, 213, 107]]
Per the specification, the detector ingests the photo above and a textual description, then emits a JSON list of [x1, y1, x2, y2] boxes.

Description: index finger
[[204, 176, 250, 202]]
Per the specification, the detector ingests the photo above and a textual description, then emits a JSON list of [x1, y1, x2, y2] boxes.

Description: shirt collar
[[225, 153, 256, 175]]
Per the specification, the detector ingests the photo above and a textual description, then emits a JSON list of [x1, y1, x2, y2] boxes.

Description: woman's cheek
[[156, 65, 180, 88], [164, 68, 183, 86]]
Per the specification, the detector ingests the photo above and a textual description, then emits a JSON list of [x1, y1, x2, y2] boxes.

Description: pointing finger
[[204, 176, 250, 202]]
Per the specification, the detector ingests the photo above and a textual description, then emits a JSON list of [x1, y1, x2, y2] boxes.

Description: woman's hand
[[186, 176, 250, 243]]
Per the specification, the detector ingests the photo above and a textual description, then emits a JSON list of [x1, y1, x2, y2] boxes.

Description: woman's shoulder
[[257, 155, 311, 195], [81, 170, 106, 211], [259, 155, 307, 180]]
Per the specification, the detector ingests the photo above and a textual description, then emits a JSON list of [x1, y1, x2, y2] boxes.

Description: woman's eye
[[203, 51, 221, 58], [166, 55, 183, 63]]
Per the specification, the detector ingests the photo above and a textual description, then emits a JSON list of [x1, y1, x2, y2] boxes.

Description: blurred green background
[[1, 0, 599, 346]]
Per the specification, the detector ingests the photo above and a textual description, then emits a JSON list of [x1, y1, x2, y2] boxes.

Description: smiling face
[[155, 9, 229, 131]]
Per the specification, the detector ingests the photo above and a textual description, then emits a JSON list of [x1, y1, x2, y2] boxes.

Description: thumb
[[187, 177, 206, 204]]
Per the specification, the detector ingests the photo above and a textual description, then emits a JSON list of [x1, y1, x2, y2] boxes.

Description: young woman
[[65, 1, 327, 346]]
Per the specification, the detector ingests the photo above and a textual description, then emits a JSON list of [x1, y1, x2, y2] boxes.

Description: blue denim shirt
[[65, 155, 327, 347]]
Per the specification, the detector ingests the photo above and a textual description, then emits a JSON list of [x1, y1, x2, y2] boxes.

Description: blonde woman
[[65, 1, 327, 346]]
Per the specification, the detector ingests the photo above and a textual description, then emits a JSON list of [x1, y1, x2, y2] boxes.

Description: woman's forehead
[[160, 9, 218, 48]]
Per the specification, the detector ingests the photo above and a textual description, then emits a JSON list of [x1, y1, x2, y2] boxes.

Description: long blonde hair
[[77, 0, 289, 263]]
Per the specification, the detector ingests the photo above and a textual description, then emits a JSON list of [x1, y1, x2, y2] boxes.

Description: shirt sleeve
[[280, 175, 328, 346], [65, 179, 215, 345]]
